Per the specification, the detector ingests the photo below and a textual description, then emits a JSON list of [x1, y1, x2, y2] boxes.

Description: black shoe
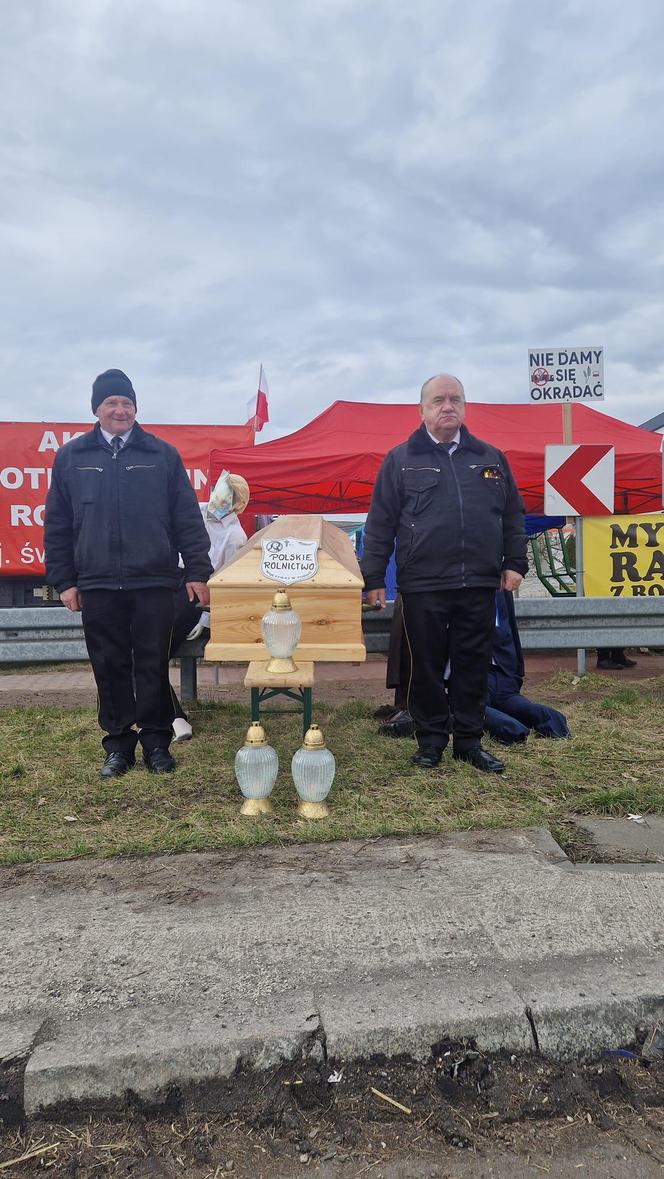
[[616, 655, 637, 668], [379, 710, 415, 738], [411, 746, 443, 768], [143, 748, 176, 773], [373, 704, 400, 720], [100, 751, 135, 779], [454, 746, 504, 773], [596, 658, 625, 670]]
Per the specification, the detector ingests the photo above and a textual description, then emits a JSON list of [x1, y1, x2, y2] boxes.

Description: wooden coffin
[[205, 515, 366, 662]]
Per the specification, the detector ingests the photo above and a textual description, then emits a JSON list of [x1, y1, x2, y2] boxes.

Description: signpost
[[529, 347, 606, 674], [528, 348, 604, 404], [544, 444, 616, 671], [583, 515, 664, 597], [544, 445, 615, 517]]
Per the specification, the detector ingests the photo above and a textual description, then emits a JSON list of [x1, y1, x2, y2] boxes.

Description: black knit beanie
[[91, 369, 137, 413]]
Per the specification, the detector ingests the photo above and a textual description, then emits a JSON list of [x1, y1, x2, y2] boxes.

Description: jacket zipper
[[446, 452, 466, 585], [125, 464, 156, 471], [111, 447, 123, 587], [402, 466, 441, 473], [75, 466, 103, 472]]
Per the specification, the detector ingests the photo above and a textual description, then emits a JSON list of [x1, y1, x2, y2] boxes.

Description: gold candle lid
[[244, 721, 268, 747], [302, 723, 326, 750], [271, 590, 292, 611]]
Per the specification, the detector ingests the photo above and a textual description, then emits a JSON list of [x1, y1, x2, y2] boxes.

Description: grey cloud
[[0, 0, 663, 435]]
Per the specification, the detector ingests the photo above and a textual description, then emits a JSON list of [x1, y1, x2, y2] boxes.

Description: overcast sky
[[2, 0, 663, 437]]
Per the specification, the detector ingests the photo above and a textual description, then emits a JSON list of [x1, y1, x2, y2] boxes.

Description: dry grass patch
[[1, 673, 662, 865]]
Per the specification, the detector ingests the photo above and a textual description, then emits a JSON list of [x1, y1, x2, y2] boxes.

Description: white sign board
[[260, 537, 319, 584], [528, 348, 604, 402], [544, 444, 615, 516]]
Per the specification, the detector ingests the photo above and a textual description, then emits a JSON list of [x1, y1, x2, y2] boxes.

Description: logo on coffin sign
[[260, 538, 319, 585]]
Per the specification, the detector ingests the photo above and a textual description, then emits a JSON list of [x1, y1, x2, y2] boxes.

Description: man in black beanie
[[44, 369, 213, 777], [90, 368, 137, 414]]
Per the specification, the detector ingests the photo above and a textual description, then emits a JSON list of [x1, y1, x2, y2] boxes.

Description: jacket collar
[[407, 422, 485, 456], [78, 422, 159, 452]]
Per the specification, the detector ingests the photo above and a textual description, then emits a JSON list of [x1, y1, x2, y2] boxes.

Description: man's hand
[[186, 581, 210, 606], [60, 587, 82, 612], [500, 570, 523, 593], [365, 588, 386, 609]]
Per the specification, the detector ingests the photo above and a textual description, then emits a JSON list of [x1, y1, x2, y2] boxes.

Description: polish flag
[[246, 365, 270, 432]]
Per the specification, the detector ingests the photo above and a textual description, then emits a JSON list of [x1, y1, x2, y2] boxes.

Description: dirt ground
[[1, 650, 663, 710], [2, 1045, 663, 1177], [2, 655, 662, 1175]]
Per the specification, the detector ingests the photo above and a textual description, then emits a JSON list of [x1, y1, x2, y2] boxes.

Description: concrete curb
[[1, 829, 662, 1119], [15, 983, 664, 1118], [23, 1000, 320, 1116], [318, 976, 533, 1062]]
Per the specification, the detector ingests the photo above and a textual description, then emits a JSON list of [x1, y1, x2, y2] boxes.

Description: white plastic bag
[[207, 469, 234, 521]]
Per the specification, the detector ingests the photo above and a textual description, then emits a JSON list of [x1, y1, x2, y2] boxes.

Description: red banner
[[0, 421, 254, 577]]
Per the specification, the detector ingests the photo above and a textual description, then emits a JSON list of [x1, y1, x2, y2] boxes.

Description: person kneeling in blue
[[379, 591, 569, 744], [485, 591, 569, 744]]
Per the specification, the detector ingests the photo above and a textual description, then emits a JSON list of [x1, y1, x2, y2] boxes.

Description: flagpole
[[253, 365, 269, 433]]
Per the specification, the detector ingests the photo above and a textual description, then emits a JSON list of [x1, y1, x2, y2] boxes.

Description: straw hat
[[227, 473, 250, 514]]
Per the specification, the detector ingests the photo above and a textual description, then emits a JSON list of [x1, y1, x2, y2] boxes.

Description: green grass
[[1, 673, 663, 865]]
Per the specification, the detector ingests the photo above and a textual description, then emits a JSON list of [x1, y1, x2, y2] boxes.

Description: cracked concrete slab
[[573, 815, 664, 863], [0, 1019, 44, 1065], [318, 974, 533, 1061], [23, 998, 318, 1116], [508, 956, 664, 1058], [1, 829, 662, 1114]]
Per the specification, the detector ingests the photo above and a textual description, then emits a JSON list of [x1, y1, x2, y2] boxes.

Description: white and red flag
[[246, 365, 270, 432]]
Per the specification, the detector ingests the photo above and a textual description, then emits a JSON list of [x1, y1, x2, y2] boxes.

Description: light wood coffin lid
[[210, 514, 363, 589], [206, 515, 366, 662]]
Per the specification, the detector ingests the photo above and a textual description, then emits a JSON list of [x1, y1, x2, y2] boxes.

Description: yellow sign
[[583, 514, 664, 597]]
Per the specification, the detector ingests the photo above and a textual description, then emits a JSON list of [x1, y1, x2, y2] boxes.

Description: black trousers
[[81, 588, 176, 755], [168, 583, 204, 723], [401, 588, 496, 752]]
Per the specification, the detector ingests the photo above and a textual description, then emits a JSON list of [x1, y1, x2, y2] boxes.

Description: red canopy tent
[[210, 401, 663, 516]]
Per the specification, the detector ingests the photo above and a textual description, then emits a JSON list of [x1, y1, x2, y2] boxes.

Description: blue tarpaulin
[[525, 515, 565, 536]]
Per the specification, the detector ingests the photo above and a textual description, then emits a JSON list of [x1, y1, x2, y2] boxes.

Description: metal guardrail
[[0, 608, 207, 703], [360, 598, 664, 652], [362, 602, 394, 653], [0, 607, 89, 662], [1, 600, 662, 676], [513, 596, 664, 650]]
